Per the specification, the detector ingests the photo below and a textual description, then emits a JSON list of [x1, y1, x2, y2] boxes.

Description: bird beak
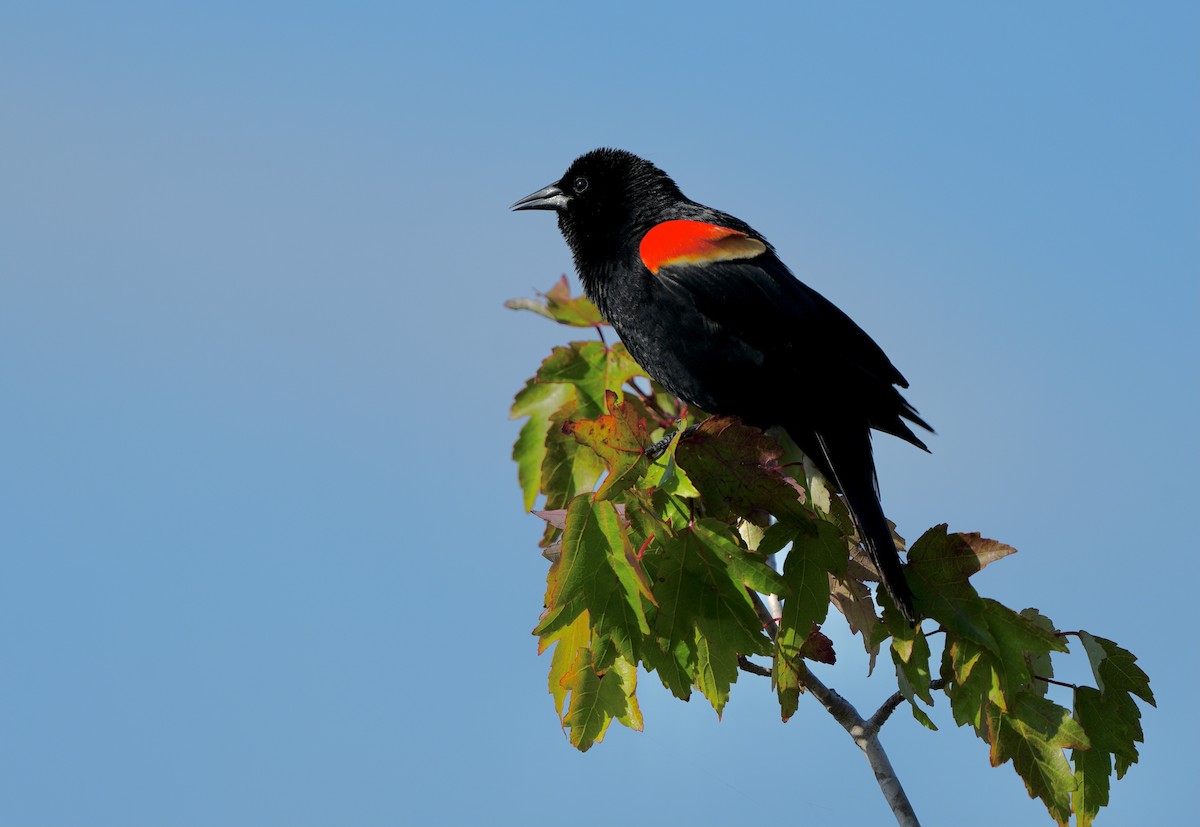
[[511, 184, 568, 212]]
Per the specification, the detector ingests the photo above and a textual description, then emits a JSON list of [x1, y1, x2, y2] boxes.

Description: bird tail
[[807, 428, 918, 624]]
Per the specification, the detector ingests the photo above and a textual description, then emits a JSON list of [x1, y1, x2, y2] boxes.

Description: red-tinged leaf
[[985, 693, 1088, 825], [536, 495, 653, 664], [956, 532, 1017, 570], [506, 276, 606, 327], [800, 627, 836, 664], [674, 417, 811, 525], [905, 525, 997, 650], [566, 391, 649, 501], [544, 276, 606, 327]]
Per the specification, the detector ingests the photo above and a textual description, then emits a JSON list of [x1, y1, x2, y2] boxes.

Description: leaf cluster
[[509, 281, 1152, 825]]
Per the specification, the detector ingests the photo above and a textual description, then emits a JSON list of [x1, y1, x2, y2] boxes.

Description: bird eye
[[572, 176, 589, 194]]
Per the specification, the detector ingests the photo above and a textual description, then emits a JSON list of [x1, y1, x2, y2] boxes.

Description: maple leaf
[[562, 651, 642, 752], [564, 390, 649, 501], [674, 416, 811, 525], [905, 525, 1002, 647], [540, 418, 605, 511], [536, 495, 654, 663], [537, 341, 644, 419], [1071, 734, 1111, 827], [506, 276, 606, 327], [640, 429, 701, 498], [639, 518, 779, 716], [510, 378, 575, 511], [830, 573, 882, 672], [986, 694, 1088, 825]]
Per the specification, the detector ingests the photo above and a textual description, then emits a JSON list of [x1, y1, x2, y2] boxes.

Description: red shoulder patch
[[639, 220, 767, 274]]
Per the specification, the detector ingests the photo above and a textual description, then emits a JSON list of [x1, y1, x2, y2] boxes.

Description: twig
[[737, 655, 772, 677], [865, 679, 948, 736], [1035, 674, 1079, 690]]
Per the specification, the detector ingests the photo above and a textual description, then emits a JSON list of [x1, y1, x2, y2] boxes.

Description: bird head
[[511, 148, 684, 265]]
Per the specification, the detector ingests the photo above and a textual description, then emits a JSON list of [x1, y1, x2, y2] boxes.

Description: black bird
[[512, 148, 931, 623]]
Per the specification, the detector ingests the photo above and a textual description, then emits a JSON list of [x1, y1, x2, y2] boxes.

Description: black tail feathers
[[810, 430, 918, 625]]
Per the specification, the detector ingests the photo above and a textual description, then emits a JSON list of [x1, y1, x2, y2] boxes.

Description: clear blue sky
[[2, 3, 1196, 825]]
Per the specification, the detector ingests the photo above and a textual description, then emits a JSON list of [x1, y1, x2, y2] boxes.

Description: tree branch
[[746, 591, 921, 827], [797, 661, 922, 827]]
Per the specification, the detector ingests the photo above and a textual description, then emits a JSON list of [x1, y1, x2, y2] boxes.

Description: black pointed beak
[[511, 184, 569, 212]]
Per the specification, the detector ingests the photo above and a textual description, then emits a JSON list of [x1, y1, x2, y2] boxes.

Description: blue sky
[[2, 3, 1196, 824]]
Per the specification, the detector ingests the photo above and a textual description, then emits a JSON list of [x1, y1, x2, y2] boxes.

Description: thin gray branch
[[746, 591, 921, 827], [795, 660, 921, 827]]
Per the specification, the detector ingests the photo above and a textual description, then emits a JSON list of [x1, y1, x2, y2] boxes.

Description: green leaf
[[1074, 688, 1140, 774], [565, 391, 649, 501], [1080, 633, 1155, 707], [536, 495, 654, 663], [562, 651, 642, 751], [773, 520, 846, 714], [1071, 735, 1111, 827], [540, 422, 605, 510], [506, 276, 606, 327], [510, 378, 575, 510], [537, 610, 643, 753], [537, 341, 644, 419], [641, 430, 701, 497], [980, 599, 1068, 697], [944, 636, 1000, 737], [889, 621, 934, 704], [1019, 608, 1058, 698], [986, 694, 1088, 825], [905, 525, 997, 648], [640, 519, 775, 716], [539, 611, 592, 719]]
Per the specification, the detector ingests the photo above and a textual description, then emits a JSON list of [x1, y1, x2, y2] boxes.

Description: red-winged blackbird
[[513, 148, 931, 623]]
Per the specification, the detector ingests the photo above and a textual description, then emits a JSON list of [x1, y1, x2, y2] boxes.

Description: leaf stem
[[1035, 674, 1079, 690]]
